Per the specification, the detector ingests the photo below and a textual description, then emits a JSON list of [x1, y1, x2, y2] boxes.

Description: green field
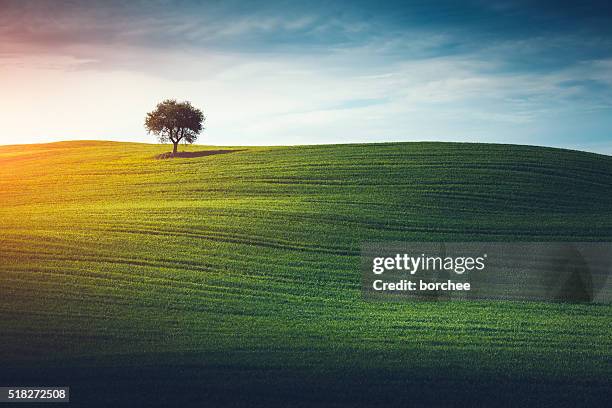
[[1, 141, 611, 406]]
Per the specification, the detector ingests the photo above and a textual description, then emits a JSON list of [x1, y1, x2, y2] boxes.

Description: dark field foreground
[[0, 141, 611, 406]]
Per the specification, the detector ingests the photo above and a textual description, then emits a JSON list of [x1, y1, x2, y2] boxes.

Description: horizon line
[[1, 138, 610, 158]]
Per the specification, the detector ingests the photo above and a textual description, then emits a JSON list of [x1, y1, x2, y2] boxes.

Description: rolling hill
[[1, 141, 611, 406]]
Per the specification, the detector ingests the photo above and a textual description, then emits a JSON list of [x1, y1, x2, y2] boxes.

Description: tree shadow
[[155, 149, 244, 159]]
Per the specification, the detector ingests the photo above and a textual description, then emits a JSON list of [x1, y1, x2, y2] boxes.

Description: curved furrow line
[[99, 227, 360, 256]]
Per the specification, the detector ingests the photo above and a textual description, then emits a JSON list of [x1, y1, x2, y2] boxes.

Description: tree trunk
[[172, 142, 178, 156]]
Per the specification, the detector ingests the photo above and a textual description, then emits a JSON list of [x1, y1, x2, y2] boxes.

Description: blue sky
[[1, 0, 611, 153]]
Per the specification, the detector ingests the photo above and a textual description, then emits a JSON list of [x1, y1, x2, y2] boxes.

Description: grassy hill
[[1, 141, 611, 406]]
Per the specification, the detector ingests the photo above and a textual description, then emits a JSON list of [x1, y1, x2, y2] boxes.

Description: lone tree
[[145, 99, 205, 155]]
